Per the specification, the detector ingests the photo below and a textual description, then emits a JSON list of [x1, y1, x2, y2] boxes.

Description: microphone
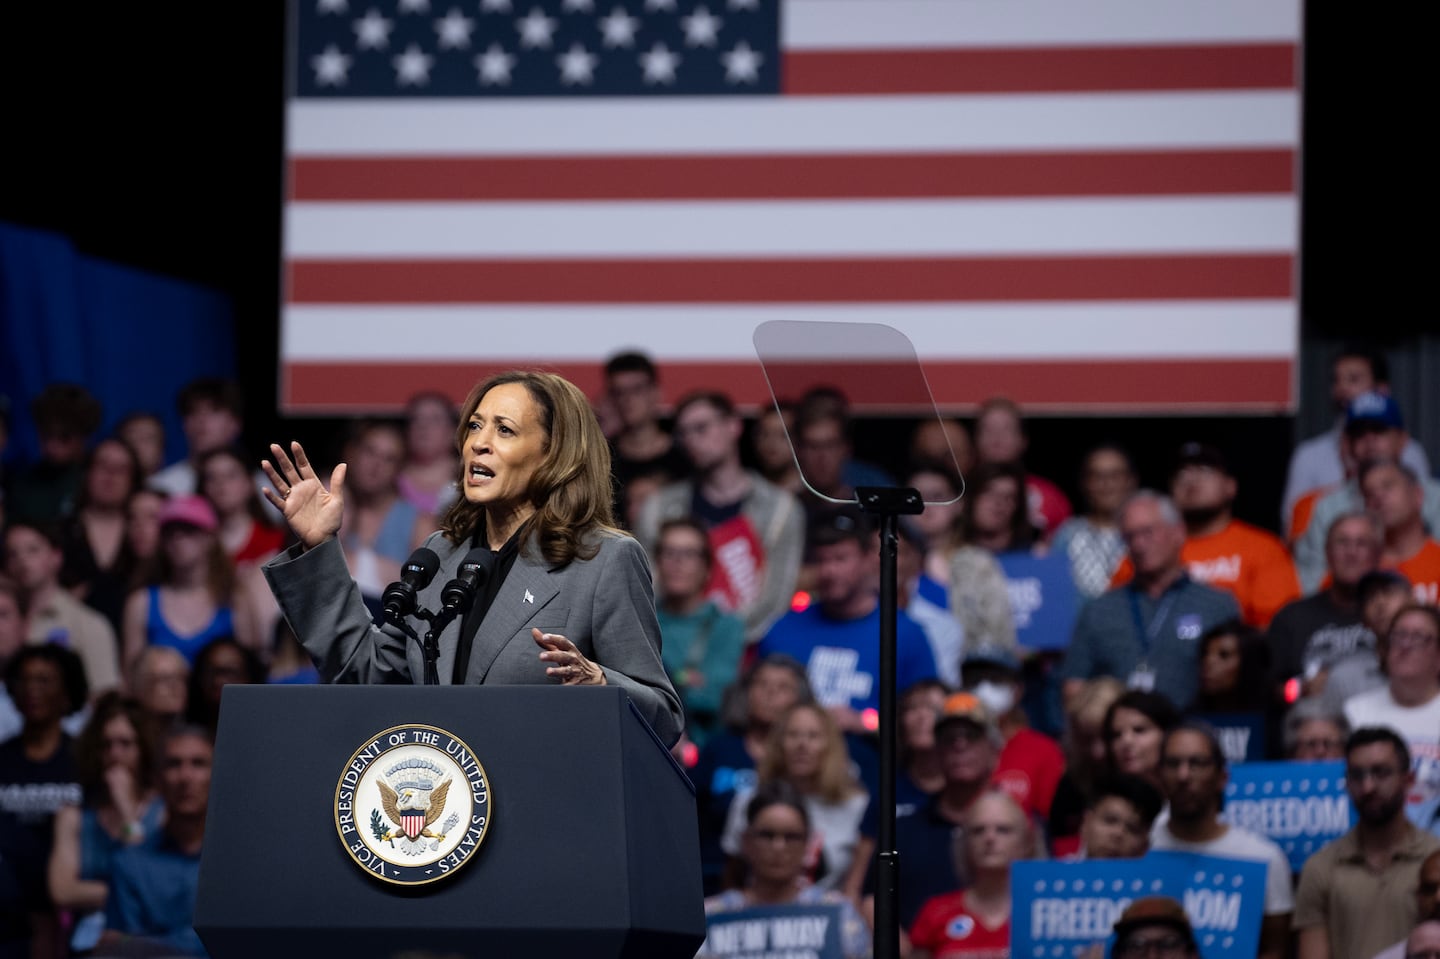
[[439, 548, 495, 616], [381, 548, 441, 624]]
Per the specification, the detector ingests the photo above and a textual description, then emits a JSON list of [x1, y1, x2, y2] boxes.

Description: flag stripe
[[282, 301, 1296, 360], [282, 358, 1293, 412], [285, 197, 1297, 258], [784, 44, 1296, 96], [289, 149, 1296, 202], [286, 255, 1293, 304], [782, 0, 1300, 49], [286, 92, 1299, 156]]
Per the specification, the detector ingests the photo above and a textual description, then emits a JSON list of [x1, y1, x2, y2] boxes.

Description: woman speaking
[[259, 371, 684, 746]]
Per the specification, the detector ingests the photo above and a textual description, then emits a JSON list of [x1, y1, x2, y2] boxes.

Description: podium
[[194, 685, 706, 959]]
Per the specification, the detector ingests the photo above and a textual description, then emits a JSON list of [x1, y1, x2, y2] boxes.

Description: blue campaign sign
[[1193, 713, 1266, 765], [698, 902, 843, 959], [1012, 851, 1266, 959], [1220, 760, 1355, 874], [998, 551, 1080, 651]]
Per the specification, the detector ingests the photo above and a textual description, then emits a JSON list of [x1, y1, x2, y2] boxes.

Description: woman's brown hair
[[439, 371, 619, 566]]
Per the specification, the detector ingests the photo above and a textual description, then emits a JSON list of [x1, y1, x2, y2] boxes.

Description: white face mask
[[971, 680, 1015, 717]]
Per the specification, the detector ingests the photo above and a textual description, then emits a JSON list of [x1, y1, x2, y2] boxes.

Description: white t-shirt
[[1344, 686, 1440, 810], [1150, 824, 1295, 915]]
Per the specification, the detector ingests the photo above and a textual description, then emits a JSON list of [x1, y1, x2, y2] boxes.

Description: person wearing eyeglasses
[[1108, 896, 1200, 959], [700, 781, 872, 959], [1295, 727, 1440, 959], [1148, 721, 1293, 959], [1343, 605, 1440, 817]]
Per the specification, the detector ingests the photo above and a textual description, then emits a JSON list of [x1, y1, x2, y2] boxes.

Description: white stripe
[[282, 302, 1296, 361], [784, 0, 1301, 50], [285, 195, 1297, 258], [287, 91, 1299, 156]]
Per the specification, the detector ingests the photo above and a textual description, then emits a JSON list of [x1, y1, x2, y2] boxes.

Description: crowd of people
[[2, 341, 1439, 958]]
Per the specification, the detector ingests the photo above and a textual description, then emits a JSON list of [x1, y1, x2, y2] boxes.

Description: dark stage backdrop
[[0, 2, 1434, 534]]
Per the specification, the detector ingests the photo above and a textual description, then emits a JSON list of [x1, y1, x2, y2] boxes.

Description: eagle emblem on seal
[[369, 757, 461, 855]]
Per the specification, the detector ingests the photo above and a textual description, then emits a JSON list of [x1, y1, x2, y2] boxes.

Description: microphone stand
[[385, 607, 446, 686], [855, 485, 923, 959], [420, 606, 466, 687]]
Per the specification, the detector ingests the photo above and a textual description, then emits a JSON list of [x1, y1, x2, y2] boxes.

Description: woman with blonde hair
[[260, 370, 683, 745], [719, 702, 870, 895], [1047, 676, 1126, 857]]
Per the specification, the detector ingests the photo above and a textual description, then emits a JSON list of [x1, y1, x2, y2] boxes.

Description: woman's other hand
[[534, 628, 606, 686]]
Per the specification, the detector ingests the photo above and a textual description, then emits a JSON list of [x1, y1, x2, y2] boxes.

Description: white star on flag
[[681, 6, 722, 47], [435, 8, 475, 47], [479, 0, 512, 10], [727, 0, 757, 8], [644, 0, 676, 9], [516, 7, 558, 48], [317, 0, 348, 13], [557, 42, 598, 84], [720, 40, 761, 83], [598, 6, 639, 47], [398, 0, 430, 12], [474, 42, 516, 84], [353, 9, 394, 49], [393, 43, 435, 84], [562, 0, 596, 10], [311, 44, 352, 85], [639, 41, 679, 84]]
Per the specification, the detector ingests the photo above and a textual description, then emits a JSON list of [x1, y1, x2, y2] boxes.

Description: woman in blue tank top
[[121, 494, 261, 672]]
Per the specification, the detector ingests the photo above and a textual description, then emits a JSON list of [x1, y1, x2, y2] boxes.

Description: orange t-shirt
[[1110, 520, 1301, 627], [1396, 539, 1440, 606]]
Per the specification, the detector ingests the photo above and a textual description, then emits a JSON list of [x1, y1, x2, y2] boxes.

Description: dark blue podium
[[194, 685, 705, 959]]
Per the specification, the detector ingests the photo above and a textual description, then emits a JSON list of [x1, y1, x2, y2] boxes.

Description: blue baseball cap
[[1345, 391, 1404, 432]]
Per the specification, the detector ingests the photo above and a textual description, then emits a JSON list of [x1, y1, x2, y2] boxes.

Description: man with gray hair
[[1061, 491, 1239, 710], [1268, 511, 1382, 700]]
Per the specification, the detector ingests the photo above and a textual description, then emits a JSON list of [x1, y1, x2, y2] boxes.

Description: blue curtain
[[0, 222, 235, 468]]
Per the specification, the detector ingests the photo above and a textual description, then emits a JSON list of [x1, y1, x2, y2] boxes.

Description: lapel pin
[[523, 589, 535, 605]]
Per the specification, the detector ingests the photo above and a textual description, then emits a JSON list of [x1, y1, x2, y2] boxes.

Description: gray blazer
[[262, 529, 684, 746]]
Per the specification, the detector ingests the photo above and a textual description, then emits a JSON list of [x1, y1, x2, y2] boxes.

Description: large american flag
[[282, 0, 1300, 414]]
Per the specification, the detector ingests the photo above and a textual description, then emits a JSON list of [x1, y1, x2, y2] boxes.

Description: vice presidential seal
[[333, 724, 491, 886]]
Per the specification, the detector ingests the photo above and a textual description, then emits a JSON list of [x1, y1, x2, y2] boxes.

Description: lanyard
[[1127, 586, 1178, 658]]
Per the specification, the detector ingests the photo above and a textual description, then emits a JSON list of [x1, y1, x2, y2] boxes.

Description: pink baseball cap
[[157, 494, 218, 532]]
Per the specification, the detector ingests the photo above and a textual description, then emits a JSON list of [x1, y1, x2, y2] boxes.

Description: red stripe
[[282, 358, 1292, 413], [785, 43, 1297, 95], [287, 255, 1293, 304], [289, 149, 1295, 202]]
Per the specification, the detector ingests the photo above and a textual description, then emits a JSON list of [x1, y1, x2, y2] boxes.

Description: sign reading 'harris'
[[334, 724, 491, 886]]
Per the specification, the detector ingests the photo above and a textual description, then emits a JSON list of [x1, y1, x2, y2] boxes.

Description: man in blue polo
[[1060, 490, 1239, 710], [758, 508, 937, 732]]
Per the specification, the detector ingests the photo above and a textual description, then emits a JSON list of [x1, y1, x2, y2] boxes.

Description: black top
[[451, 527, 522, 684]]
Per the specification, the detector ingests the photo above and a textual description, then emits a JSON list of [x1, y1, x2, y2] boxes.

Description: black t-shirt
[[0, 734, 80, 911], [1266, 590, 1370, 685]]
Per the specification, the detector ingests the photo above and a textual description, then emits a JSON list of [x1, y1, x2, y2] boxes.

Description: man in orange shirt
[[1113, 444, 1300, 627], [1361, 459, 1440, 606]]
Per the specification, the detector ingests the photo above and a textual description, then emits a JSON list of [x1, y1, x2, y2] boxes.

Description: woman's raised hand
[[261, 441, 348, 550]]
